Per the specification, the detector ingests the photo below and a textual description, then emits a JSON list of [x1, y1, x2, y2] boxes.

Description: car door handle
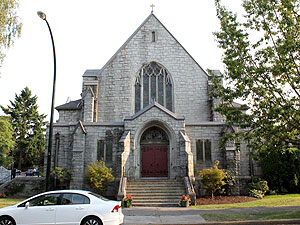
[[76, 206, 84, 210], [46, 208, 55, 211]]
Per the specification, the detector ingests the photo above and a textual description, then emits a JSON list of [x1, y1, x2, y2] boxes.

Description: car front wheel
[[0, 216, 16, 225], [81, 216, 102, 225]]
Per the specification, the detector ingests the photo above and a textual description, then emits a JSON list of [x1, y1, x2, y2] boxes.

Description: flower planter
[[122, 200, 132, 208], [180, 201, 189, 207], [122, 195, 133, 208], [179, 195, 191, 207]]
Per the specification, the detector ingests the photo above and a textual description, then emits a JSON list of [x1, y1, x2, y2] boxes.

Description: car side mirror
[[25, 202, 29, 209]]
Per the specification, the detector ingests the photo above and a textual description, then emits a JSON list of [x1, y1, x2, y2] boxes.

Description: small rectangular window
[[97, 140, 104, 161], [205, 140, 212, 161], [97, 139, 113, 165], [196, 139, 212, 162], [152, 31, 156, 42], [135, 83, 141, 112], [105, 141, 113, 163], [196, 140, 203, 161], [93, 99, 97, 122]]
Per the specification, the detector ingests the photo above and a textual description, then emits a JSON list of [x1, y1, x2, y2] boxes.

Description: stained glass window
[[135, 62, 173, 113]]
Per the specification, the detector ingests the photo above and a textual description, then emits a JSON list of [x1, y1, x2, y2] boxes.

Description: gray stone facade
[[46, 13, 261, 196]]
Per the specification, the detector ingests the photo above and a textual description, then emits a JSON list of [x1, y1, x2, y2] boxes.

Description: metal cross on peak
[[150, 4, 155, 13]]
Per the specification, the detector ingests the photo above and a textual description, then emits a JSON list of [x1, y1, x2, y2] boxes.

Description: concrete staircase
[[126, 179, 185, 207]]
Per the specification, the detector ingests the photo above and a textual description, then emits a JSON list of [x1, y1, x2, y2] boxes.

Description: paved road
[[122, 206, 300, 224]]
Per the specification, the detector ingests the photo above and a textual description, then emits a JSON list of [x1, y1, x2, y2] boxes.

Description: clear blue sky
[[0, 0, 241, 121]]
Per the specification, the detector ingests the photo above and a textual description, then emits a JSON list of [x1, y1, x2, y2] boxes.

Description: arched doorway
[[140, 126, 169, 178]]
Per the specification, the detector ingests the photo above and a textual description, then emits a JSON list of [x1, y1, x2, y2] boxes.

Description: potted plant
[[122, 195, 133, 208], [179, 195, 191, 207]]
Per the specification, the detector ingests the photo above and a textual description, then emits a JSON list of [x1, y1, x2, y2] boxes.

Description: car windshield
[[88, 192, 109, 201]]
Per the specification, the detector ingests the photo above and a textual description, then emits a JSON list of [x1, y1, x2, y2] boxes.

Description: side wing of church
[[48, 13, 261, 198]]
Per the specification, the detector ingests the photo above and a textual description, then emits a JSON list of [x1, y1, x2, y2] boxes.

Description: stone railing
[[184, 176, 196, 205], [117, 175, 127, 201]]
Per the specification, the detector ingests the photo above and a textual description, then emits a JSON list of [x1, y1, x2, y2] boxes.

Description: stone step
[[128, 179, 183, 183], [128, 181, 183, 185], [133, 199, 179, 204], [126, 179, 185, 207], [127, 187, 184, 191], [130, 193, 182, 197], [127, 184, 184, 188], [127, 190, 183, 195], [132, 195, 181, 201], [133, 202, 179, 207]]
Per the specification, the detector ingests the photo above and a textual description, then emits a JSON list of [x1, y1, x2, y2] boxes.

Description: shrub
[[249, 189, 264, 199], [86, 159, 114, 194], [198, 160, 226, 198], [269, 190, 277, 195], [51, 167, 72, 189], [223, 170, 235, 195], [248, 179, 269, 198]]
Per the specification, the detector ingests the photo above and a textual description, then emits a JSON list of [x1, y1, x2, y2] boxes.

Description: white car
[[0, 190, 124, 225]]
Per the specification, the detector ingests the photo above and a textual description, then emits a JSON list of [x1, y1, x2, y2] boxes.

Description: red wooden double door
[[141, 145, 168, 177]]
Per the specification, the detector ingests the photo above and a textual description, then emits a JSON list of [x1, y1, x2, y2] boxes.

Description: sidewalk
[[122, 206, 300, 224]]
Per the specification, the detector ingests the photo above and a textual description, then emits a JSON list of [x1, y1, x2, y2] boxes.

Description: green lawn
[[191, 194, 300, 210], [0, 198, 25, 208], [202, 210, 300, 222]]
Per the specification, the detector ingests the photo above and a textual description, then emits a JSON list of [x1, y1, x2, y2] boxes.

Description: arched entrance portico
[[140, 126, 169, 178]]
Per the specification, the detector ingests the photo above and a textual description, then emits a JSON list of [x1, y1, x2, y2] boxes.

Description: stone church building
[[48, 12, 260, 197]]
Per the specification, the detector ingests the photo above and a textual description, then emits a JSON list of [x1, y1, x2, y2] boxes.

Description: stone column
[[225, 140, 241, 195], [82, 79, 98, 122], [70, 122, 86, 189], [179, 131, 194, 179]]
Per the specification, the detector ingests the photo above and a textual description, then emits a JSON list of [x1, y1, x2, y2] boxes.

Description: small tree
[[212, 0, 300, 193], [86, 159, 114, 195], [0, 116, 14, 167], [51, 167, 72, 190], [198, 160, 226, 198], [1, 87, 46, 169], [0, 0, 22, 69]]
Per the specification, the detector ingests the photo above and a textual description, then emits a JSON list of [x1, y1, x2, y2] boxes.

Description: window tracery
[[135, 62, 173, 113], [140, 126, 169, 144]]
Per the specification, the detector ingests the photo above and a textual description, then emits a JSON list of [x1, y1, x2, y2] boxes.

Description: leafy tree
[[0, 116, 14, 167], [260, 147, 300, 192], [1, 87, 46, 169], [212, 0, 300, 191], [0, 0, 22, 68], [198, 160, 226, 198], [86, 159, 115, 195]]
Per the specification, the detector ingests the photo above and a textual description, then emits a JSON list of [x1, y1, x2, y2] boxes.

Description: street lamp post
[[37, 11, 56, 191]]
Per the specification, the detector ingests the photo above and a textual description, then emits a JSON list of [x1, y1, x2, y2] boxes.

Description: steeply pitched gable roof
[[98, 13, 208, 76]]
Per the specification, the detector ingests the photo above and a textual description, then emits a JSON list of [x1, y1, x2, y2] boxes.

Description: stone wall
[[97, 15, 210, 123], [124, 104, 187, 179], [185, 123, 225, 172], [57, 110, 81, 123], [0, 177, 44, 197]]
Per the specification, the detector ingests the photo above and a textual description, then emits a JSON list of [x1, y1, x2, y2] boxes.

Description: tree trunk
[[17, 149, 23, 169]]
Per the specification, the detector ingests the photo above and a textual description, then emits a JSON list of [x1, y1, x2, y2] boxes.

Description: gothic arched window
[[135, 62, 173, 113]]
